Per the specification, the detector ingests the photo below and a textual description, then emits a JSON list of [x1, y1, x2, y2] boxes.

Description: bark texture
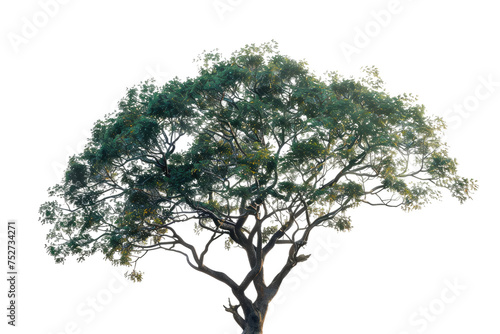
[[241, 310, 265, 334]]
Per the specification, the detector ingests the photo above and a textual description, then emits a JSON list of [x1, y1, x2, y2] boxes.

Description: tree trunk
[[241, 308, 265, 334], [241, 320, 263, 334], [242, 327, 263, 334]]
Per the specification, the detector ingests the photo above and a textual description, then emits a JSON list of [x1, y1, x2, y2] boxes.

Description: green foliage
[[327, 215, 353, 232], [40, 41, 476, 277]]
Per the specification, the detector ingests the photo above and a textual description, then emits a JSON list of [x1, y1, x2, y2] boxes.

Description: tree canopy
[[40, 41, 476, 333]]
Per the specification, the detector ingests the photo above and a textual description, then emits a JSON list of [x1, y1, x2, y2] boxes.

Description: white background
[[1, 0, 499, 333]]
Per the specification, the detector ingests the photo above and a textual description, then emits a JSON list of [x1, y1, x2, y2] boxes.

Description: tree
[[39, 41, 476, 334]]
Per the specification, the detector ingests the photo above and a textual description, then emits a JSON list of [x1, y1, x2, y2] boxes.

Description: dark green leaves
[[65, 158, 88, 187], [286, 137, 326, 165], [40, 41, 476, 270]]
